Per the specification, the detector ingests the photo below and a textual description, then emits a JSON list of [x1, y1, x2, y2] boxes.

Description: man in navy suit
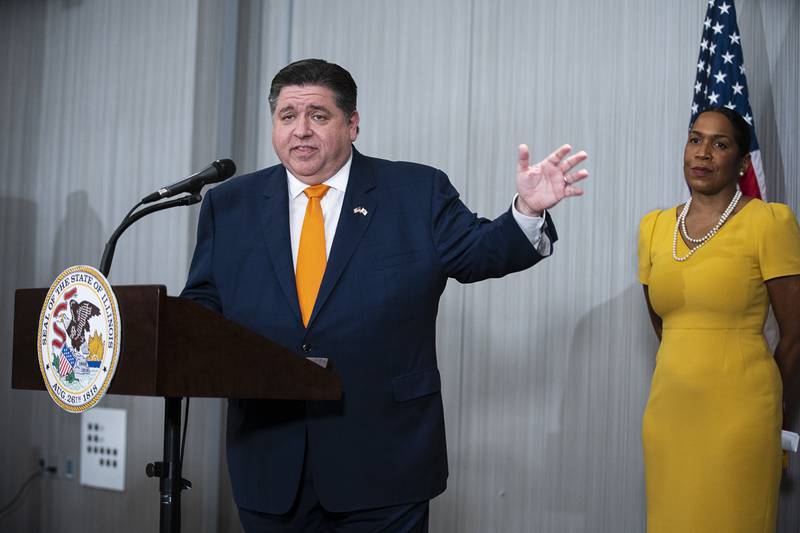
[[182, 58, 588, 532]]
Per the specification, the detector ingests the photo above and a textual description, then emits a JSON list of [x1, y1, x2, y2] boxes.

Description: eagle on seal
[[66, 299, 101, 350]]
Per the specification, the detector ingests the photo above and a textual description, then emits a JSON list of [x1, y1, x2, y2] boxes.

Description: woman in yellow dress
[[638, 107, 800, 532]]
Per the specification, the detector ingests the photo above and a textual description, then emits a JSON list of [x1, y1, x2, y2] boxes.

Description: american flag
[[691, 0, 764, 199], [59, 345, 75, 377]]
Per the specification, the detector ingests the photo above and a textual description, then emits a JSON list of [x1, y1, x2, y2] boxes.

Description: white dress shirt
[[286, 154, 550, 269], [287, 157, 351, 269], [511, 194, 552, 256]]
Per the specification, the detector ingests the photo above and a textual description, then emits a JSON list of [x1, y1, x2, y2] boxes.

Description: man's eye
[[715, 141, 728, 149], [688, 137, 700, 144], [312, 114, 328, 122], [281, 114, 295, 121]]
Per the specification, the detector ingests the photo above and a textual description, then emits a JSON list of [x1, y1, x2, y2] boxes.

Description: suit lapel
[[259, 167, 303, 324], [307, 149, 377, 328]]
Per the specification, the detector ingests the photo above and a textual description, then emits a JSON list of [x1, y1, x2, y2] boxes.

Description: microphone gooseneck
[[99, 158, 236, 277]]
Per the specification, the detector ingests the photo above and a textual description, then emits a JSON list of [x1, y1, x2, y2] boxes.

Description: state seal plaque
[[37, 265, 122, 412]]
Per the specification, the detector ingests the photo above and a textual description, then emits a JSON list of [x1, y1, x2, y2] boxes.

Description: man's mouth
[[292, 145, 317, 155]]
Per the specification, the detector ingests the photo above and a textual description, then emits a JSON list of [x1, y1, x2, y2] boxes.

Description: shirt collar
[[286, 153, 352, 200]]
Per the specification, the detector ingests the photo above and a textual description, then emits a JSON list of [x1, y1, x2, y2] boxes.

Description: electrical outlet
[[80, 407, 126, 491], [35, 447, 56, 476], [64, 457, 75, 479], [47, 452, 60, 477]]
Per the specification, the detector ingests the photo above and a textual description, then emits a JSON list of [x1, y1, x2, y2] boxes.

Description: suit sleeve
[[430, 169, 556, 283], [181, 191, 223, 312]]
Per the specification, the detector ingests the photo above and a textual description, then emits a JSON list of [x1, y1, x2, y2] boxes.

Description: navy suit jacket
[[181, 148, 557, 513]]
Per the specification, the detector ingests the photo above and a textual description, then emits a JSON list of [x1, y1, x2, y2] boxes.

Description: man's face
[[271, 84, 359, 185]]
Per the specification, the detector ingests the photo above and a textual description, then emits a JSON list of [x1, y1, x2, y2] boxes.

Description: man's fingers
[[517, 144, 531, 172], [545, 144, 573, 165], [564, 185, 584, 197], [560, 151, 588, 173], [522, 144, 589, 189], [564, 168, 589, 185]]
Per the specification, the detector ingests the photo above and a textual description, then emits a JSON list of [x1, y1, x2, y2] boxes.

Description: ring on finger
[[563, 175, 570, 185]]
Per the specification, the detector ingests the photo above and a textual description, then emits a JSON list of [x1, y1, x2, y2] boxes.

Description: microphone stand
[[99, 193, 202, 277], [97, 191, 201, 533]]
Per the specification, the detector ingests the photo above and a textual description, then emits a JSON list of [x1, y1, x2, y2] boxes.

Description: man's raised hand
[[515, 144, 588, 216]]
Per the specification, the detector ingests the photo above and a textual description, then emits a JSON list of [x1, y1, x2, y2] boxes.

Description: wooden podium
[[11, 285, 341, 532]]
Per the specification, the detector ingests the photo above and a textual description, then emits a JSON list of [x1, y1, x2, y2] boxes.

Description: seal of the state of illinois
[[37, 265, 121, 412]]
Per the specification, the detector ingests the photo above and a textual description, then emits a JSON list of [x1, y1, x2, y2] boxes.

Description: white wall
[[1, 1, 798, 531]]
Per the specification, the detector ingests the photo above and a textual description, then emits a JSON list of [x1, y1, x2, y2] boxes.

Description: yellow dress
[[638, 199, 800, 533]]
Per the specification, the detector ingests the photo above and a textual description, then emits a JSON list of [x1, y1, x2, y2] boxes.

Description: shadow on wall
[[767, 3, 800, 532], [0, 196, 43, 532], [1, 196, 38, 361], [745, 3, 800, 531], [0, 196, 39, 315], [446, 282, 658, 533], [545, 283, 658, 533], [51, 190, 105, 277], [539, 280, 800, 532]]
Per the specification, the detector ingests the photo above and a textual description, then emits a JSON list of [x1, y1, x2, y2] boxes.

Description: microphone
[[141, 159, 236, 204]]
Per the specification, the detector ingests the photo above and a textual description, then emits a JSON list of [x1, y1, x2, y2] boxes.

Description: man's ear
[[349, 111, 360, 141]]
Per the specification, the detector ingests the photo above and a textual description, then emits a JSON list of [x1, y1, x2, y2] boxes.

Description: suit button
[[301, 343, 311, 353]]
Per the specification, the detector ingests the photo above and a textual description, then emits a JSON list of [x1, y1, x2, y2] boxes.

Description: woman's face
[[683, 111, 748, 196]]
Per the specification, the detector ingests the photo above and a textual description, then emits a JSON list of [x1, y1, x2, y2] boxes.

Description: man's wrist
[[514, 195, 543, 218]]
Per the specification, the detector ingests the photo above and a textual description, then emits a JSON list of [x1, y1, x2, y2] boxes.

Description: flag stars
[[724, 101, 736, 110], [718, 2, 731, 14], [704, 17, 712, 29], [692, 102, 699, 115], [713, 70, 727, 84], [731, 82, 744, 95], [708, 0, 715, 7], [694, 81, 703, 94], [712, 22, 725, 35], [709, 43, 717, 55], [700, 39, 709, 50], [743, 113, 752, 125], [708, 91, 720, 104], [729, 32, 741, 45], [721, 51, 735, 64], [697, 59, 706, 72], [739, 64, 746, 74]]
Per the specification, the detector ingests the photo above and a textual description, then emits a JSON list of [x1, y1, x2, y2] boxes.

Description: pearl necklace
[[672, 189, 742, 262]]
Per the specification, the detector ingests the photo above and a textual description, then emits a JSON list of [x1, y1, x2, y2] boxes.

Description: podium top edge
[[16, 284, 169, 293]]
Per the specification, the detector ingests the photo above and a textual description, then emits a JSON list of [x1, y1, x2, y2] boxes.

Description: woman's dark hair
[[268, 59, 357, 117], [693, 106, 751, 157]]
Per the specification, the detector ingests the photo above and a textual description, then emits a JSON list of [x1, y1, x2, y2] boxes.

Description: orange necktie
[[296, 184, 330, 326]]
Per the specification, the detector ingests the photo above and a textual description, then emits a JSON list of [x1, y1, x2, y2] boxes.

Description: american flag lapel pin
[[353, 207, 368, 216]]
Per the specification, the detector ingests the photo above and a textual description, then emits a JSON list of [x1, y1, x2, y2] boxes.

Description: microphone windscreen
[[211, 159, 237, 182]]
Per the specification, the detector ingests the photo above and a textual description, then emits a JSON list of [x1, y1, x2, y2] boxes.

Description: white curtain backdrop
[[1, 1, 797, 531]]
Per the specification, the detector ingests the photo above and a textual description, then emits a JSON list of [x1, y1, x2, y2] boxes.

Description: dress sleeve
[[758, 203, 800, 281], [638, 210, 661, 285]]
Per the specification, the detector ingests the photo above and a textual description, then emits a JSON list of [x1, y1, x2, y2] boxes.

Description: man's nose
[[294, 116, 311, 137]]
